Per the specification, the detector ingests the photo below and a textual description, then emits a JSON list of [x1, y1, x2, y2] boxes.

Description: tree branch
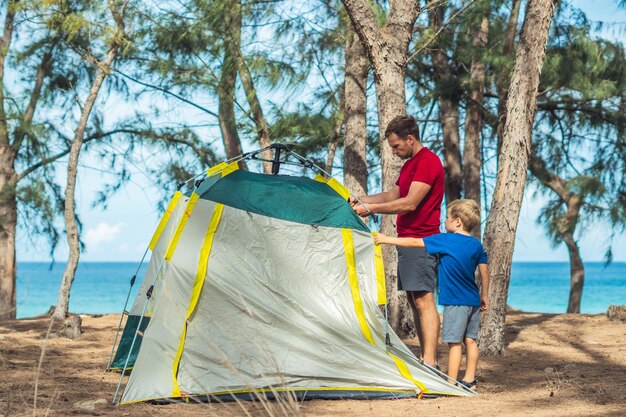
[[113, 69, 220, 119], [407, 0, 477, 63], [18, 129, 146, 181], [537, 101, 623, 125], [12, 42, 56, 152], [388, 0, 422, 33], [528, 150, 567, 198], [341, 0, 383, 67]]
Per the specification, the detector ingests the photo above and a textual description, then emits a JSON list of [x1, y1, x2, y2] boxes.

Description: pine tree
[[480, 0, 556, 355]]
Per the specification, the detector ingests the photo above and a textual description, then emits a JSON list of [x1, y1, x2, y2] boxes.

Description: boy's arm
[[478, 263, 490, 311], [374, 233, 425, 248]]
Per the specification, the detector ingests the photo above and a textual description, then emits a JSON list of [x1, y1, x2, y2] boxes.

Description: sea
[[14, 261, 626, 319]]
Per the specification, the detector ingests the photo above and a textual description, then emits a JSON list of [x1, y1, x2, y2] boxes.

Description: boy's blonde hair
[[447, 199, 480, 232]]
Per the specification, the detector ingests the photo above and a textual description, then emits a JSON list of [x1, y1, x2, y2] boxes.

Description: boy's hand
[[374, 233, 390, 245], [480, 295, 489, 311]]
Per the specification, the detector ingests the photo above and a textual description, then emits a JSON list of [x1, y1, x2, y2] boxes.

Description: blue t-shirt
[[423, 233, 488, 306]]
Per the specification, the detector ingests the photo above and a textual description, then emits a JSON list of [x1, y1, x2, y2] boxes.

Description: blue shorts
[[442, 305, 480, 343], [397, 246, 437, 292]]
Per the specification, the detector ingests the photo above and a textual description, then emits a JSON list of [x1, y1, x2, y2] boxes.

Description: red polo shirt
[[395, 147, 444, 238]]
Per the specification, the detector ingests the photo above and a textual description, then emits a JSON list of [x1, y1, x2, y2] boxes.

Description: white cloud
[[85, 222, 124, 246]]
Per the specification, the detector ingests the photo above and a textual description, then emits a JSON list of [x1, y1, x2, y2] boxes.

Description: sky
[[16, 0, 626, 264]]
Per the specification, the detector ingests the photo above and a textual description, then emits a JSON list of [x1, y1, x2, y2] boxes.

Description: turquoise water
[[15, 261, 626, 318], [507, 262, 625, 313], [17, 262, 147, 319]]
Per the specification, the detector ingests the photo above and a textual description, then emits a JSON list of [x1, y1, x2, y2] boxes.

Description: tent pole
[[219, 145, 379, 222], [112, 256, 166, 404], [418, 361, 478, 395], [287, 148, 378, 221], [106, 247, 150, 371], [384, 303, 392, 346], [271, 144, 284, 175]]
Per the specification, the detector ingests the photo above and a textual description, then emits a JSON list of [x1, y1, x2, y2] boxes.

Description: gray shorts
[[397, 246, 437, 292], [442, 305, 481, 343]]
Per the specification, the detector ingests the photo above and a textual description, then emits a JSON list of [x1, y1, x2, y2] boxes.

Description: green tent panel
[[197, 170, 369, 233], [110, 315, 150, 370]]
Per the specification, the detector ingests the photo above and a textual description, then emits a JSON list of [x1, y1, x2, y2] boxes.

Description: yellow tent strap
[[387, 352, 427, 394], [164, 193, 200, 262], [341, 229, 375, 345], [206, 161, 239, 178], [171, 203, 225, 397], [313, 174, 351, 201], [148, 191, 183, 251], [371, 232, 386, 305], [327, 178, 350, 200], [146, 194, 191, 316], [313, 173, 326, 183], [205, 162, 227, 177], [221, 161, 239, 177]]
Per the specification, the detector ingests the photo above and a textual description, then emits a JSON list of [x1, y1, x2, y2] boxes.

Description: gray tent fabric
[[115, 163, 472, 403]]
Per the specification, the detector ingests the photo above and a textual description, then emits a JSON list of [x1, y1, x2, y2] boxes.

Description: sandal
[[460, 379, 477, 390]]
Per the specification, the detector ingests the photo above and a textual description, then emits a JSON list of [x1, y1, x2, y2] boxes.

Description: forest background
[[1, 0, 625, 355]]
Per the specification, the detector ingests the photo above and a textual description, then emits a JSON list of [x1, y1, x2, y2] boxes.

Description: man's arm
[[478, 263, 490, 311], [352, 187, 400, 205], [354, 181, 431, 216]]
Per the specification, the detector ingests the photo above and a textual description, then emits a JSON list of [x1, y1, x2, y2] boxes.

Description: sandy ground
[[1, 310, 625, 417]]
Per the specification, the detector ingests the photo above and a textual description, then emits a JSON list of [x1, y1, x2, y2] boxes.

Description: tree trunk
[[0, 162, 17, 321], [556, 198, 584, 314], [560, 196, 584, 314], [529, 151, 586, 313], [428, 2, 462, 204], [342, 0, 421, 336], [376, 68, 415, 336], [439, 99, 462, 204], [54, 0, 126, 322], [54, 72, 109, 320], [480, 0, 555, 355], [0, 0, 17, 321], [237, 45, 272, 173], [496, 0, 522, 156], [463, 12, 489, 239], [218, 0, 247, 169], [564, 233, 584, 313], [343, 27, 369, 196], [325, 90, 344, 175]]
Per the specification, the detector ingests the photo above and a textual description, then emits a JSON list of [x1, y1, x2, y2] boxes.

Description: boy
[[374, 199, 489, 390]]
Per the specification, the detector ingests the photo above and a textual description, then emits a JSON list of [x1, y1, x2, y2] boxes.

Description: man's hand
[[480, 295, 489, 311], [353, 203, 371, 217]]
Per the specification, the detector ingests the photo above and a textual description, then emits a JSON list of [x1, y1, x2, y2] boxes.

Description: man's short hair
[[384, 115, 420, 141], [448, 199, 480, 232]]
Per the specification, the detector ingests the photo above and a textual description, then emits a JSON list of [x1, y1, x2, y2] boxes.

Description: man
[[352, 115, 444, 367]]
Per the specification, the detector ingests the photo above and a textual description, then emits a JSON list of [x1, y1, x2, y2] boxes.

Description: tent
[[110, 147, 472, 404]]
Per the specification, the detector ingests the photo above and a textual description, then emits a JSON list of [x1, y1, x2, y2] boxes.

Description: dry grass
[[2, 311, 626, 417], [544, 371, 577, 397]]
